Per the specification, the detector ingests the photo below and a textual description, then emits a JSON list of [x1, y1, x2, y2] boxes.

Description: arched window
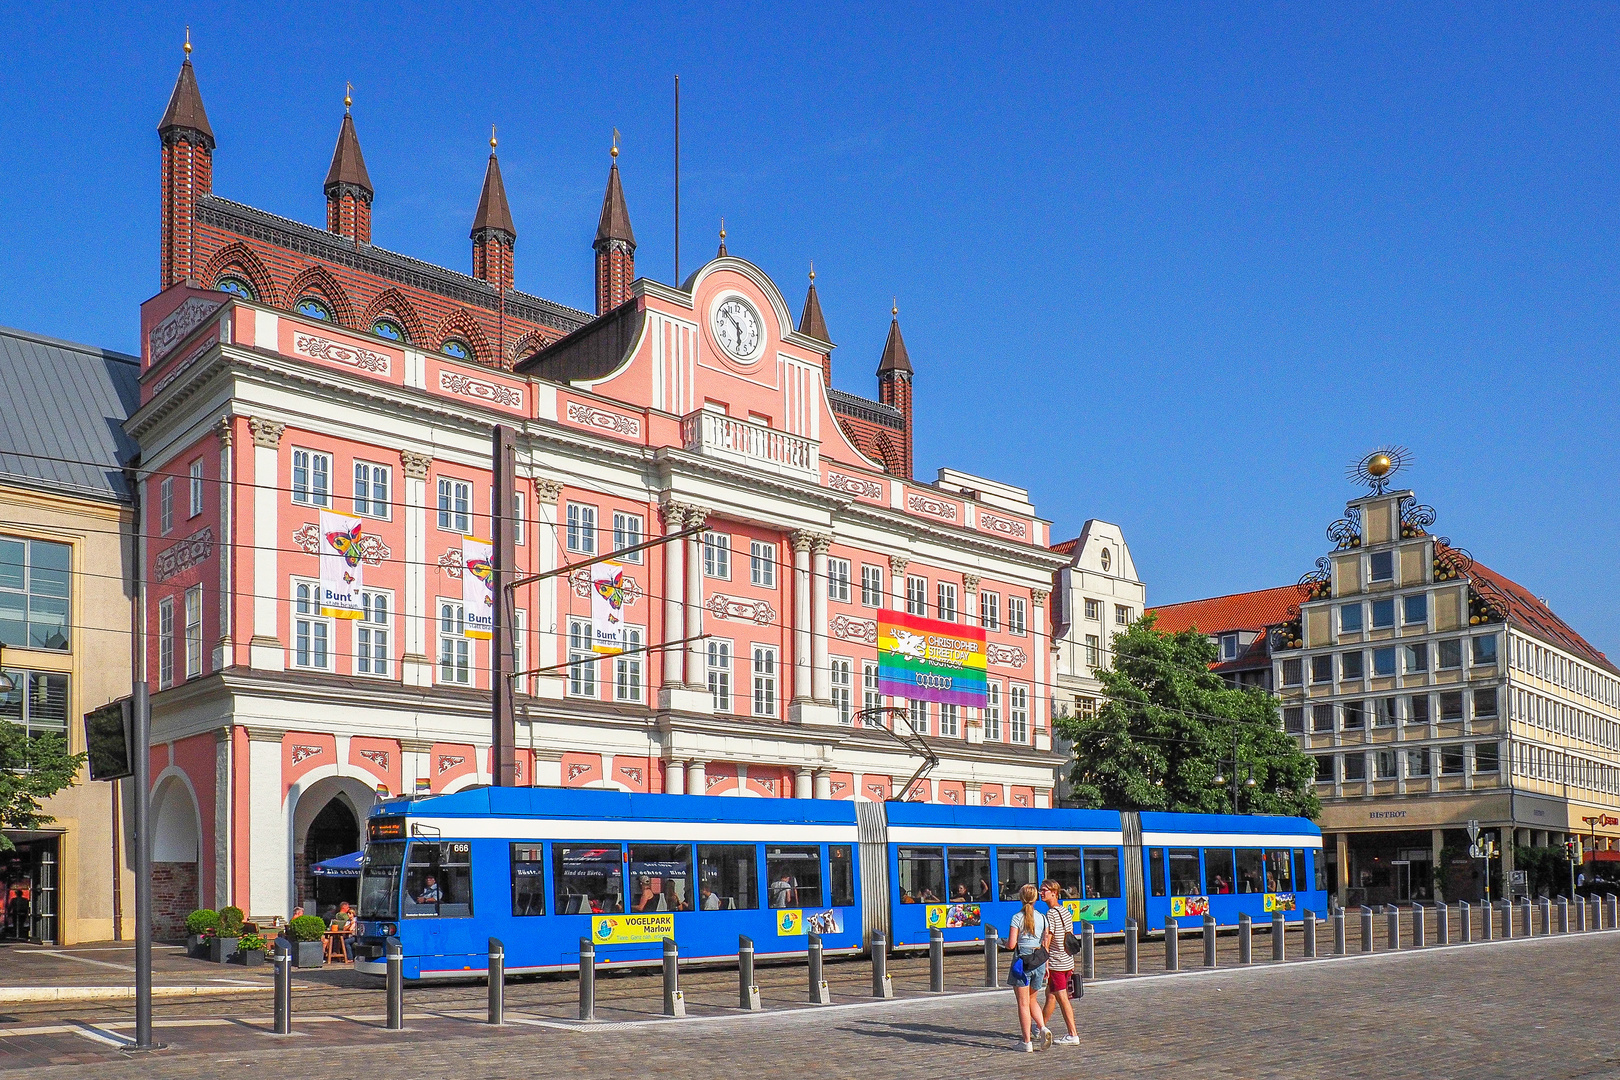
[[440, 338, 472, 361], [372, 318, 407, 343], [215, 275, 256, 301], [295, 296, 333, 321]]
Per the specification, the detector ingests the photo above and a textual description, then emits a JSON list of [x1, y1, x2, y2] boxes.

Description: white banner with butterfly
[[318, 510, 365, 619], [590, 561, 629, 655], [462, 536, 494, 640]]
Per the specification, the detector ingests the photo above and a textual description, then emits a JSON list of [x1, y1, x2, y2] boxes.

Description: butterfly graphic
[[466, 558, 495, 606], [325, 522, 365, 567], [593, 570, 627, 615]]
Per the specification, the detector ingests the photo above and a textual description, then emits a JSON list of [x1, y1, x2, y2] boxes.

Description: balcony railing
[[680, 410, 819, 480]]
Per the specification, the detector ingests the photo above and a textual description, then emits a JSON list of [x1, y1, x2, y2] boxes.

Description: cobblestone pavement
[[1, 918, 1614, 1079]]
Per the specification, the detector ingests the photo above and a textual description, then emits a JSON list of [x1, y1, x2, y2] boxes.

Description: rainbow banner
[[877, 610, 988, 708]]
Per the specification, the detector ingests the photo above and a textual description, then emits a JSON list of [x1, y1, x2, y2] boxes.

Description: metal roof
[[0, 325, 140, 502]]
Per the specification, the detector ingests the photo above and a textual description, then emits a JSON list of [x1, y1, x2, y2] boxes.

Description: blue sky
[[3, 3, 1618, 656]]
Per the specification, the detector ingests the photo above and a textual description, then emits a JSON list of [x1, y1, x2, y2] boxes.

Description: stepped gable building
[[132, 52, 1067, 929], [1153, 455, 1620, 907]]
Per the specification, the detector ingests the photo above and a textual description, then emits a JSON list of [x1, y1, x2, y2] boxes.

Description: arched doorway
[[150, 776, 200, 941], [304, 800, 359, 916]]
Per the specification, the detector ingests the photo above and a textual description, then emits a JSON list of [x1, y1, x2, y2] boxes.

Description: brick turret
[[593, 140, 635, 314], [325, 90, 373, 245], [471, 133, 516, 293], [876, 303, 914, 479], [798, 267, 833, 387], [158, 38, 214, 287]]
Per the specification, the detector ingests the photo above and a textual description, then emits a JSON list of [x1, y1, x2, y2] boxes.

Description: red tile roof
[[1470, 560, 1618, 675], [1148, 585, 1301, 636], [1051, 536, 1079, 556]]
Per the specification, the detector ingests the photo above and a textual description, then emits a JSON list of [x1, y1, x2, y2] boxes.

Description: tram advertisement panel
[[925, 903, 981, 929], [1263, 893, 1296, 912], [877, 610, 987, 707], [1063, 899, 1110, 922], [1170, 896, 1210, 918], [591, 913, 674, 944], [777, 909, 845, 936]]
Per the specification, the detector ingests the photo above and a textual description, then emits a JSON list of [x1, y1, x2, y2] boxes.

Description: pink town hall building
[[133, 52, 1069, 928]]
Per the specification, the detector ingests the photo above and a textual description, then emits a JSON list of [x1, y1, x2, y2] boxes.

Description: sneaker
[[1021, 1041, 1034, 1053], [1041, 1027, 1054, 1051], [1058, 1035, 1081, 1046]]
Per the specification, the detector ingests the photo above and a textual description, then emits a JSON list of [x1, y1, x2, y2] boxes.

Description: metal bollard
[[1483, 899, 1495, 940], [1520, 898, 1532, 938], [663, 937, 685, 1017], [1436, 902, 1448, 946], [1412, 904, 1425, 949], [741, 935, 763, 1009], [810, 932, 831, 1003], [1204, 914, 1217, 968], [1081, 921, 1096, 981], [578, 938, 596, 1021], [1164, 917, 1179, 971], [1537, 897, 1550, 936], [1500, 901, 1513, 939], [272, 944, 291, 1035], [929, 927, 945, 992], [1333, 908, 1346, 955], [1272, 910, 1285, 961], [1590, 896, 1601, 933], [983, 926, 999, 988], [1125, 919, 1139, 974], [1460, 900, 1471, 943], [869, 933, 892, 999], [386, 940, 403, 1030], [1385, 905, 1399, 950], [488, 937, 505, 1026], [1359, 906, 1373, 953], [1558, 897, 1569, 934], [1304, 910, 1317, 958], [1239, 913, 1252, 965], [1607, 893, 1618, 930]]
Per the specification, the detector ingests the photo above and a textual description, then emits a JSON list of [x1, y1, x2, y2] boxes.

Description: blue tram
[[350, 787, 1324, 980]]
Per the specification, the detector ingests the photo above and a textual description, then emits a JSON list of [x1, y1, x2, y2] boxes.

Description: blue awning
[[311, 851, 363, 878]]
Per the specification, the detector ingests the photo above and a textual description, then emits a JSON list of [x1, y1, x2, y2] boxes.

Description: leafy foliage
[[1054, 616, 1320, 818], [186, 909, 220, 935], [0, 725, 86, 852], [236, 932, 269, 952], [288, 914, 328, 942], [219, 906, 245, 935]]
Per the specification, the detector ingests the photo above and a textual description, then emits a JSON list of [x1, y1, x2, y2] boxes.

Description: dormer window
[[295, 296, 332, 321], [1220, 633, 1239, 661], [441, 338, 472, 361], [372, 318, 407, 343], [215, 275, 255, 301]]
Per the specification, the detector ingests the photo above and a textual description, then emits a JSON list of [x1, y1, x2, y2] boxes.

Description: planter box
[[186, 934, 206, 959], [208, 936, 240, 963], [229, 949, 265, 968], [293, 941, 325, 968]]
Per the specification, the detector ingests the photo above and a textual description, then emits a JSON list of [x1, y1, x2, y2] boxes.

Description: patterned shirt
[[1045, 902, 1075, 971]]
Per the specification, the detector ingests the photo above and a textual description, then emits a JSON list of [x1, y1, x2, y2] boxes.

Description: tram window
[[403, 841, 473, 918], [767, 845, 824, 908], [1082, 849, 1120, 898], [1313, 848, 1327, 892], [1234, 849, 1264, 894], [1205, 849, 1235, 894], [360, 841, 404, 920], [896, 846, 945, 904], [553, 844, 624, 914], [998, 848, 1037, 900], [1042, 848, 1081, 899], [1265, 849, 1294, 892], [1148, 848, 1166, 897], [697, 844, 757, 910], [1168, 848, 1202, 896], [510, 844, 547, 917], [628, 844, 693, 912], [948, 848, 992, 902], [829, 845, 855, 907]]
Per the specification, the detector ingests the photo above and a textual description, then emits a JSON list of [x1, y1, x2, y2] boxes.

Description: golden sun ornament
[[1347, 446, 1410, 494]]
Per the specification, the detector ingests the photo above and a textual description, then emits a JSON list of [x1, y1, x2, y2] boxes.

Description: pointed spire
[[158, 27, 214, 147], [594, 130, 635, 247], [798, 264, 831, 344], [472, 127, 516, 239], [324, 87, 373, 196], [716, 218, 728, 258], [877, 299, 912, 375]]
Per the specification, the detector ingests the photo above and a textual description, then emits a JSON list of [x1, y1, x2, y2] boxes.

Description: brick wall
[[152, 861, 198, 943]]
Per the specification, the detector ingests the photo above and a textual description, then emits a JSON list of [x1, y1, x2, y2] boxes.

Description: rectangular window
[[1221, 634, 1239, 661], [1169, 848, 1202, 896], [1341, 651, 1364, 680], [1085, 634, 1101, 668], [354, 462, 390, 518], [1311, 655, 1333, 683], [1474, 742, 1500, 773], [183, 585, 202, 679], [1437, 639, 1462, 670], [553, 844, 623, 915], [438, 478, 471, 533], [752, 645, 776, 716], [831, 657, 853, 724], [981, 591, 1001, 630], [1234, 849, 1265, 893], [612, 512, 643, 562], [159, 477, 174, 534], [0, 670, 66, 741], [1311, 704, 1335, 733], [698, 845, 757, 910], [828, 557, 851, 603], [707, 639, 732, 712], [614, 626, 644, 702], [908, 698, 929, 735], [1440, 690, 1464, 722], [860, 565, 883, 607], [767, 846, 823, 908], [356, 592, 390, 677], [1474, 687, 1499, 719], [566, 619, 595, 697], [1472, 634, 1498, 666], [403, 841, 473, 918], [939, 702, 960, 737], [439, 602, 469, 685], [0, 537, 69, 652], [906, 575, 927, 616], [1402, 643, 1428, 673], [1343, 700, 1366, 729], [947, 847, 992, 902], [703, 532, 731, 579], [157, 597, 175, 688], [188, 459, 204, 518], [1009, 596, 1027, 635], [565, 502, 596, 553], [1373, 647, 1396, 677], [1339, 603, 1363, 633], [896, 847, 945, 905], [936, 582, 957, 622], [511, 608, 526, 682], [628, 843, 692, 912], [1205, 849, 1235, 894], [294, 582, 331, 670], [1083, 848, 1121, 898], [1084, 598, 1100, 621], [1315, 755, 1334, 783], [1410, 693, 1430, 724], [511, 844, 547, 916], [1369, 550, 1394, 582], [998, 848, 1037, 901], [1009, 684, 1029, 743], [1264, 849, 1294, 893], [1373, 697, 1397, 727], [1148, 848, 1166, 897], [1402, 594, 1428, 625], [1440, 745, 1465, 775], [1375, 749, 1398, 779], [983, 682, 1002, 741], [1406, 747, 1431, 778], [862, 659, 881, 716], [512, 492, 525, 546], [1371, 598, 1395, 629], [1114, 604, 1131, 626], [292, 449, 331, 507], [1284, 706, 1304, 733], [1281, 658, 1303, 686], [750, 541, 777, 587], [1344, 753, 1366, 781]]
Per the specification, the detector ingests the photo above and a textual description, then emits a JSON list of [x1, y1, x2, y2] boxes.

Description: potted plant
[[185, 909, 219, 959], [231, 932, 268, 968], [287, 914, 329, 969], [209, 905, 244, 963]]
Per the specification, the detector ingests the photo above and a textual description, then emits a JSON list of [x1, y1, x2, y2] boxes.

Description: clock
[[712, 297, 761, 360]]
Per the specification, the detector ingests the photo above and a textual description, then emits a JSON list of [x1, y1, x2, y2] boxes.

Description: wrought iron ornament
[[1346, 445, 1411, 495]]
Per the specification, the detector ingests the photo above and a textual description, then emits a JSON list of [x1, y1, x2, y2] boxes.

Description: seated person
[[330, 902, 356, 961], [699, 883, 720, 911], [415, 876, 443, 905]]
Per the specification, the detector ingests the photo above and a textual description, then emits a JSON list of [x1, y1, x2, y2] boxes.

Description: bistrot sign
[[877, 610, 987, 707]]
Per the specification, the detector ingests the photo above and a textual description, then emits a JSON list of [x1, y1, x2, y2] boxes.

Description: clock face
[[713, 298, 761, 360]]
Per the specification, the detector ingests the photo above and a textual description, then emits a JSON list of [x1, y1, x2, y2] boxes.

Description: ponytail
[[1019, 883, 1038, 935]]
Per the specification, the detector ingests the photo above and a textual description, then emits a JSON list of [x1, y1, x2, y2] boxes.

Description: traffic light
[[1566, 838, 1582, 862]]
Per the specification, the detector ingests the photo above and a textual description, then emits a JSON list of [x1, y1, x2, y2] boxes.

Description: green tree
[[1054, 616, 1320, 818], [0, 723, 85, 852]]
